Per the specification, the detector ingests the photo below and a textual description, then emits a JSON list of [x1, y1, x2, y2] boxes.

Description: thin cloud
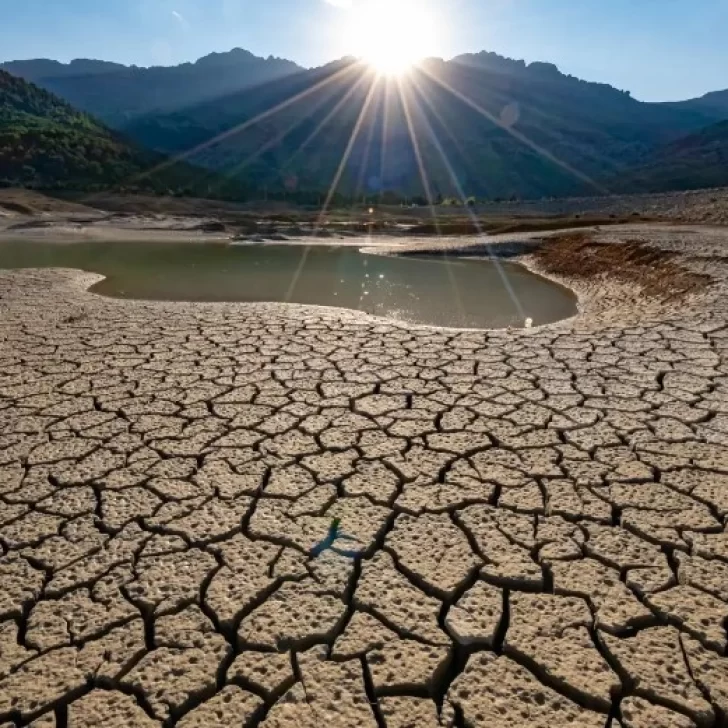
[[324, 0, 354, 7], [171, 10, 189, 28]]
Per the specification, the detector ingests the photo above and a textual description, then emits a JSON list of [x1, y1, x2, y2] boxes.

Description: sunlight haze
[[1, 0, 726, 100], [339, 0, 442, 76], [2, 0, 728, 723]]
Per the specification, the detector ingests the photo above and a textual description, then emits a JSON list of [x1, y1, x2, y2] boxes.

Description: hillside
[[1, 50, 302, 126], [618, 120, 728, 193], [3, 48, 728, 200], [120, 54, 726, 200], [665, 89, 728, 119], [1, 58, 127, 79], [0, 70, 252, 198]]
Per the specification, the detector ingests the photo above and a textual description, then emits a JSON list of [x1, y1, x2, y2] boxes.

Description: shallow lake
[[0, 241, 577, 329]]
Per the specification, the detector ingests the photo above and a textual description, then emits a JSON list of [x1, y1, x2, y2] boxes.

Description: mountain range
[[2, 50, 302, 127], [0, 69, 253, 199], [2, 48, 728, 200], [619, 120, 728, 193]]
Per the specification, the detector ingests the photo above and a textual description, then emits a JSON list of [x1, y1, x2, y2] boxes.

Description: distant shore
[[2, 186, 727, 333], [1, 186, 727, 247]]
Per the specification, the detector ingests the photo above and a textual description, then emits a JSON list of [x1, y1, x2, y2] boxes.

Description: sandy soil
[[2, 194, 728, 727], [2, 186, 727, 245], [474, 187, 728, 226]]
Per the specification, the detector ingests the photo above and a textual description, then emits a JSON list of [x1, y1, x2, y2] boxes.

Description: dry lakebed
[[1, 220, 728, 727]]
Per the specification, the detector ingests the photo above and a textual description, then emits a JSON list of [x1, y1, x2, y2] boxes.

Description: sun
[[342, 0, 438, 76]]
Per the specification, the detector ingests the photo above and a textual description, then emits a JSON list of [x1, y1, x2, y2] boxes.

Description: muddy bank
[[529, 233, 711, 300], [2, 219, 728, 726]]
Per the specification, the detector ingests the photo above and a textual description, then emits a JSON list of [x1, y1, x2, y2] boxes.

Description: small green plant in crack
[[310, 517, 361, 558]]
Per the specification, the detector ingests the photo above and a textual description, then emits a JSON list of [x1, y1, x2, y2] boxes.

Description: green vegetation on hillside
[[120, 57, 727, 200], [3, 46, 728, 201], [619, 120, 728, 192], [0, 70, 252, 199], [1, 69, 144, 189]]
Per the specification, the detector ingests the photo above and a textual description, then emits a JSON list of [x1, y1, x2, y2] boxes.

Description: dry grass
[[532, 233, 712, 299], [406, 215, 652, 236], [0, 188, 96, 215], [31, 190, 653, 235]]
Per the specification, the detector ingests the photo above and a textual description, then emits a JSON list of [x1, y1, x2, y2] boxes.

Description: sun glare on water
[[342, 0, 438, 76]]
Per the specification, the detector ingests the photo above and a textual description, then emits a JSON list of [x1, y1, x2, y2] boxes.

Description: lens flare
[[342, 0, 437, 76]]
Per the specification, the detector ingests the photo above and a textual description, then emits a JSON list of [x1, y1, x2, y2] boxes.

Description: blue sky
[[1, 0, 726, 101]]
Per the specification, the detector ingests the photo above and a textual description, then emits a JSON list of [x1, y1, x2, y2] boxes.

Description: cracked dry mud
[[2, 229, 728, 728]]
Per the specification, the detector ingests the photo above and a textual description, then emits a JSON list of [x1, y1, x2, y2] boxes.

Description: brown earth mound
[[533, 233, 712, 299]]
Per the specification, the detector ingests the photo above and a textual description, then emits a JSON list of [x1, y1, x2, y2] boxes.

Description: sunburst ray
[[404, 76, 528, 321]]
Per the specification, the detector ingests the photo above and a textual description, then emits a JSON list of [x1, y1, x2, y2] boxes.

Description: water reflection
[[0, 241, 577, 329]]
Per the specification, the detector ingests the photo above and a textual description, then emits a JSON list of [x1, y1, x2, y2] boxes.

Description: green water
[[0, 241, 577, 329]]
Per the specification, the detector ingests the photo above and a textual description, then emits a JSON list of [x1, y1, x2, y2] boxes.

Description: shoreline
[[1, 218, 726, 333], [3, 213, 728, 726]]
